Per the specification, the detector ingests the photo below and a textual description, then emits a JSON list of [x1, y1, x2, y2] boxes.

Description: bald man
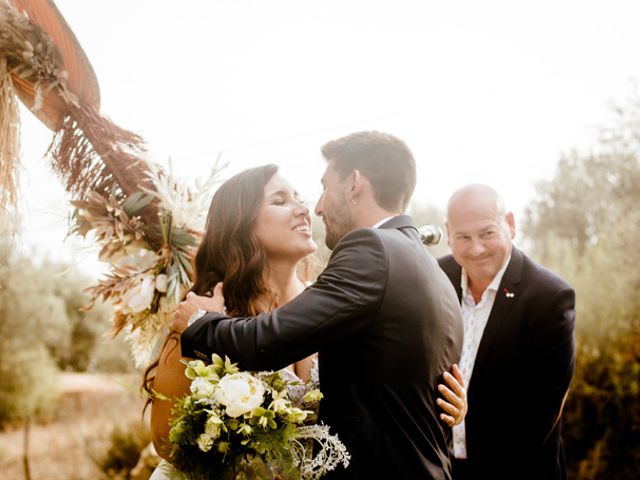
[[438, 184, 576, 480]]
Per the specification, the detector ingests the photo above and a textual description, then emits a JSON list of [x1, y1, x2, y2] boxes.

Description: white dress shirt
[[371, 215, 397, 229], [452, 255, 511, 459]]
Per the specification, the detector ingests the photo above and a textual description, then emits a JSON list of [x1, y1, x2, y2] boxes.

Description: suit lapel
[[472, 248, 523, 374], [446, 259, 463, 302]]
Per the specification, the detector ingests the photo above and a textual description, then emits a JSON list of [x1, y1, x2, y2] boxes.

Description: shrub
[[563, 322, 640, 479], [522, 92, 640, 478], [92, 420, 151, 480], [0, 343, 58, 425], [90, 333, 136, 374]]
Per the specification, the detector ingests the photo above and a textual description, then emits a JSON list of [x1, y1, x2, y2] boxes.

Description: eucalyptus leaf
[[171, 227, 197, 246], [122, 191, 153, 216]]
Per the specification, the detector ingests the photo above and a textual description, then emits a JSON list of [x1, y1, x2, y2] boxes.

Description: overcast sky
[[14, 0, 640, 276]]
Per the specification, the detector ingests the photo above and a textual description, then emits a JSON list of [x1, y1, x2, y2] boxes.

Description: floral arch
[[0, 0, 219, 366]]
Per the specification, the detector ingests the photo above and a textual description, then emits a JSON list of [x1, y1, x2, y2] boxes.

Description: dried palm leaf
[[1, 0, 160, 239], [0, 57, 20, 214]]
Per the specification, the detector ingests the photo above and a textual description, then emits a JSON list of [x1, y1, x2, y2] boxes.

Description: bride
[[143, 164, 465, 479]]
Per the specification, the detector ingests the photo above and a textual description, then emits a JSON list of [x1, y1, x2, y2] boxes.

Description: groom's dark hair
[[321, 130, 416, 212]]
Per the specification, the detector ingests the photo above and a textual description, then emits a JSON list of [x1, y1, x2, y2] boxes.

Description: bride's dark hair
[[142, 163, 279, 402], [191, 163, 279, 316]]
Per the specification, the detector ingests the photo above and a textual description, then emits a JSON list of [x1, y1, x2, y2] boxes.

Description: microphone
[[418, 225, 443, 246]]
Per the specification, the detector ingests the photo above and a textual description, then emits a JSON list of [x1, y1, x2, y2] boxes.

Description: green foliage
[[0, 246, 127, 424], [90, 332, 136, 373], [539, 235, 640, 478], [523, 92, 640, 478], [0, 256, 59, 424], [0, 253, 118, 371], [564, 323, 640, 479], [0, 342, 58, 424], [53, 270, 102, 371]]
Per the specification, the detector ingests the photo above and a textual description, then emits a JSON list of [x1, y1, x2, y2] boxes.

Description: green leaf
[[172, 227, 198, 246], [122, 191, 153, 216]]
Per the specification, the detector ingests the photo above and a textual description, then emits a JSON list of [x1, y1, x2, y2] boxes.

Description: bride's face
[[253, 173, 317, 261]]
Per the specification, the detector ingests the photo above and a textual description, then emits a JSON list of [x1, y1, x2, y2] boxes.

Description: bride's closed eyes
[[268, 191, 305, 207]]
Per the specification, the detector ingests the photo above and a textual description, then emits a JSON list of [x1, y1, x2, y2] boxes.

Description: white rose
[[214, 373, 265, 418], [190, 377, 215, 399], [155, 274, 168, 293], [121, 275, 155, 313]]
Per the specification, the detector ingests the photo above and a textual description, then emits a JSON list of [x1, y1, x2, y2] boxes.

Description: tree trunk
[[23, 416, 31, 480]]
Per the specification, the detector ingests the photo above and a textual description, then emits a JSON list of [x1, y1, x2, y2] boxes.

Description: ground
[[0, 372, 148, 480]]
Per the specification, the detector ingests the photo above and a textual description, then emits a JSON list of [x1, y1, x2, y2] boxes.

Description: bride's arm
[[437, 363, 467, 427], [150, 333, 192, 460], [293, 353, 317, 382]]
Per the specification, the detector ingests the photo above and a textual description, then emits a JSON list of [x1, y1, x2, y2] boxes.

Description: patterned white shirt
[[452, 255, 511, 459]]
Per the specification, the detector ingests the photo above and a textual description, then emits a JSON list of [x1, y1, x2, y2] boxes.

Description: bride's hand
[[436, 364, 467, 427], [169, 283, 226, 334]]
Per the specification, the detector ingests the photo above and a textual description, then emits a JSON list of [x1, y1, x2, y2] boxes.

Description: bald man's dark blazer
[[182, 215, 463, 480], [438, 247, 575, 480]]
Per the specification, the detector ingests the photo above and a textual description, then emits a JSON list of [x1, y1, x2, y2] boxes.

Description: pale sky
[[13, 0, 640, 276]]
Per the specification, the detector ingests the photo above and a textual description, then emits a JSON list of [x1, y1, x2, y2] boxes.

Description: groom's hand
[[169, 283, 226, 334]]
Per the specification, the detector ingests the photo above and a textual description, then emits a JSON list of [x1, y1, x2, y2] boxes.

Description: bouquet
[[162, 354, 350, 480]]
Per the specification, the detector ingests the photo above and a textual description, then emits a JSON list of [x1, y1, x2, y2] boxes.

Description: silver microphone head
[[418, 225, 443, 246]]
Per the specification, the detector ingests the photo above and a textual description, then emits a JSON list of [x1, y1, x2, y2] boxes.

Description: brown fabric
[[1, 0, 72, 130], [7, 0, 99, 129]]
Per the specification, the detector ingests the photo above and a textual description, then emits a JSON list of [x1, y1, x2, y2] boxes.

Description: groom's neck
[[353, 206, 401, 229]]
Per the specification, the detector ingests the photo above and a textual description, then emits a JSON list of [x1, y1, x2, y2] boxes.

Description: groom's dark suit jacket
[[438, 248, 575, 480], [182, 215, 463, 479]]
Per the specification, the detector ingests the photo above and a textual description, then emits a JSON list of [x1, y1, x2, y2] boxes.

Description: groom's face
[[315, 161, 354, 250]]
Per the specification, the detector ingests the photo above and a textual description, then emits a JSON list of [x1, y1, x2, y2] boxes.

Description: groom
[[172, 131, 463, 479]]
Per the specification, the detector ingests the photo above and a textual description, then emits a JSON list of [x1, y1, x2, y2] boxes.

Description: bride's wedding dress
[[149, 460, 186, 480]]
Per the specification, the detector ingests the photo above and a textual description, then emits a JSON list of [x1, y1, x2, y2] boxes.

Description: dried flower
[[120, 274, 155, 314], [155, 273, 168, 293]]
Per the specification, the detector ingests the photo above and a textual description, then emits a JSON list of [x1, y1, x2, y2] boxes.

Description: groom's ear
[[347, 169, 365, 202]]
